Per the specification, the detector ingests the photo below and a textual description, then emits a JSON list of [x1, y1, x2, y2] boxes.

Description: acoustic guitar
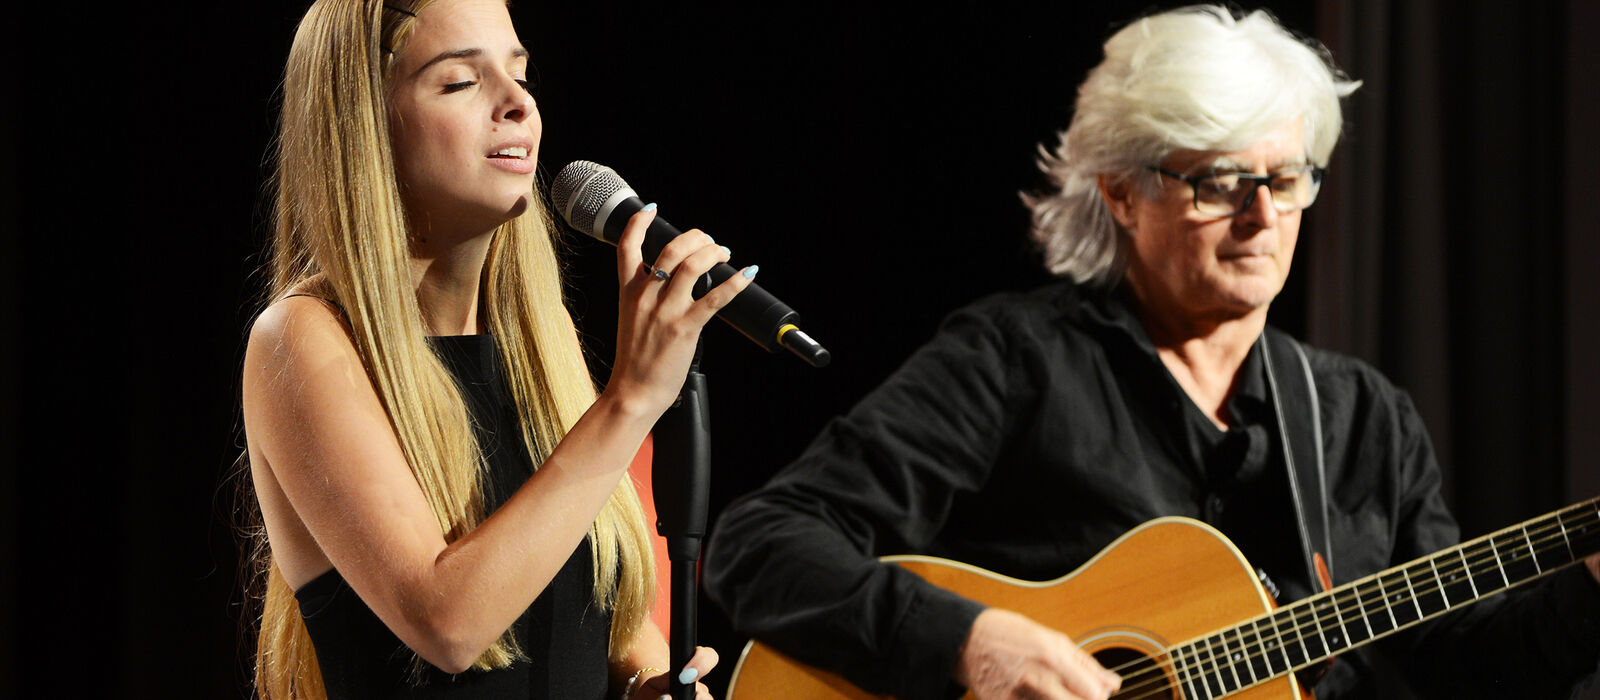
[[726, 497, 1600, 699]]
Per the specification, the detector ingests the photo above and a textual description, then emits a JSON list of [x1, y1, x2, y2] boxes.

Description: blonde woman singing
[[242, 0, 748, 697]]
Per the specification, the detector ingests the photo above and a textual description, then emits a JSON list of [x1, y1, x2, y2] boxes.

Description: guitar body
[[726, 518, 1309, 699]]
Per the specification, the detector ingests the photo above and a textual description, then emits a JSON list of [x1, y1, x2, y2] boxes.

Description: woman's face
[[386, 0, 539, 237]]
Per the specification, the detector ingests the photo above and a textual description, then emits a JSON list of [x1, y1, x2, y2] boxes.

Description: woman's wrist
[[594, 384, 668, 429], [621, 666, 664, 700]]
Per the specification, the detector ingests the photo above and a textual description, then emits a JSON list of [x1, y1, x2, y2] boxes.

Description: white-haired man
[[706, 6, 1600, 699]]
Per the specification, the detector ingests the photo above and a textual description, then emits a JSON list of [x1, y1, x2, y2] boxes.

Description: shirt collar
[[1074, 283, 1271, 420]]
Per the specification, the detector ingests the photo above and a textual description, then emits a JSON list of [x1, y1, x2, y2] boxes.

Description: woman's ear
[[1097, 173, 1137, 231]]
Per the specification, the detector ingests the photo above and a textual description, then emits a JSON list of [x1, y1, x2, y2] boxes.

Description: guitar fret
[[1289, 601, 1328, 662], [1380, 571, 1418, 628], [1308, 597, 1334, 658], [1227, 627, 1257, 686], [1499, 530, 1542, 584], [1326, 594, 1351, 652], [1250, 618, 1279, 678], [1559, 513, 1578, 560], [1245, 621, 1271, 683], [1213, 633, 1242, 693], [1173, 643, 1204, 700], [1457, 548, 1481, 599], [1587, 504, 1600, 551], [1410, 559, 1453, 617], [1571, 505, 1600, 559], [1374, 575, 1400, 632], [1191, 637, 1215, 698], [1487, 537, 1510, 588], [1237, 620, 1260, 683], [1522, 524, 1543, 574], [1202, 635, 1231, 696], [1351, 581, 1376, 640], [1265, 607, 1295, 673], [1401, 567, 1425, 619], [1177, 645, 1203, 700], [1440, 550, 1481, 610], [1178, 642, 1202, 700], [1428, 558, 1451, 608]]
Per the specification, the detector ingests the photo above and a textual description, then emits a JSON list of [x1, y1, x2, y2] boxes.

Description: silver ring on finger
[[643, 263, 672, 281]]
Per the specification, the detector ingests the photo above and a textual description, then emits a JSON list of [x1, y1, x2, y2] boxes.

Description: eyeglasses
[[1146, 164, 1326, 217]]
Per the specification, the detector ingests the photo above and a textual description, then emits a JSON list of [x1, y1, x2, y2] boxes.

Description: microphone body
[[551, 161, 829, 367]]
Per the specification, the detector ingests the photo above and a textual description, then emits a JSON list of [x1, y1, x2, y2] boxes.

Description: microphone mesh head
[[550, 160, 630, 238]]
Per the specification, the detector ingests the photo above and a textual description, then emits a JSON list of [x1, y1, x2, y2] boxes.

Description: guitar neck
[[1166, 498, 1600, 699]]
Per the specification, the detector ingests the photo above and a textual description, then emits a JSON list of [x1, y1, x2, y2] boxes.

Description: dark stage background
[[2, 1, 1596, 698]]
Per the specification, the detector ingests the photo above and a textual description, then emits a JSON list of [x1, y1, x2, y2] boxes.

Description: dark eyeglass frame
[[1145, 164, 1326, 217]]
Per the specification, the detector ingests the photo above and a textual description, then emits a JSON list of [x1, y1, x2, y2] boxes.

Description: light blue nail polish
[[678, 667, 699, 684], [658, 695, 670, 700], [642, 202, 657, 212], [742, 265, 759, 279], [720, 246, 731, 257], [706, 235, 715, 244]]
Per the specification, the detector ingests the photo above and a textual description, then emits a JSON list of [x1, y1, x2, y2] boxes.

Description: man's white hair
[[1024, 4, 1360, 284]]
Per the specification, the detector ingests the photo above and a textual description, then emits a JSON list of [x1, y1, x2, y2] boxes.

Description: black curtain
[[1310, 4, 1598, 694], [1311, 0, 1593, 546]]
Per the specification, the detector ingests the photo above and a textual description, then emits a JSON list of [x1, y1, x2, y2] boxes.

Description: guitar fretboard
[[1162, 498, 1600, 700]]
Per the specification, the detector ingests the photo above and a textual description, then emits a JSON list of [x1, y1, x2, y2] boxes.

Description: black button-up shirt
[[705, 282, 1600, 699]]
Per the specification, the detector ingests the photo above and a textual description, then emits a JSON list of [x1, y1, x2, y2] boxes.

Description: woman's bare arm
[[244, 209, 752, 673]]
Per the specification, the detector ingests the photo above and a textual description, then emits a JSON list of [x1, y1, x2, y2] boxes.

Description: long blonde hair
[[248, 1, 654, 696]]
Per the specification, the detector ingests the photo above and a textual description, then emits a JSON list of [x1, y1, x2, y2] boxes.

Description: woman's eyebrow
[[412, 48, 481, 77], [412, 47, 530, 78]]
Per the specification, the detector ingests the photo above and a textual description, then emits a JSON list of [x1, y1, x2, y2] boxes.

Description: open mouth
[[487, 146, 529, 159]]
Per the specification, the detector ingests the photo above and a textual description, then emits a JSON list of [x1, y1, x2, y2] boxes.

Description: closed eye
[[443, 80, 477, 93]]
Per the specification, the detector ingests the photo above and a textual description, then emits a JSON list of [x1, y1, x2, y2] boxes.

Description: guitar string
[[1108, 505, 1598, 700], [1116, 507, 1596, 699], [1113, 533, 1566, 700], [1101, 504, 1598, 700], [1154, 503, 1597, 678]]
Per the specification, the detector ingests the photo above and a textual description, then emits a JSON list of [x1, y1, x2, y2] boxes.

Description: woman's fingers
[[617, 204, 658, 285], [630, 645, 720, 700], [684, 645, 720, 677], [657, 238, 730, 299], [640, 230, 754, 325], [685, 264, 756, 326], [643, 228, 717, 285], [635, 646, 721, 700], [643, 646, 722, 686], [683, 646, 720, 700]]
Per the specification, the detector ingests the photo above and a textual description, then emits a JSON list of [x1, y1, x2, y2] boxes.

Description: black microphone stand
[[651, 274, 713, 700]]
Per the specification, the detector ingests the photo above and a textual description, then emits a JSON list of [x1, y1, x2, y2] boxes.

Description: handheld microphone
[[550, 160, 830, 368]]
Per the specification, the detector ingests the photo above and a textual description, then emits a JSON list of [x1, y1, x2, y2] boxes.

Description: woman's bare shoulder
[[246, 291, 357, 372]]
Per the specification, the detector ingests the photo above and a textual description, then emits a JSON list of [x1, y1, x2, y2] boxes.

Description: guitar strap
[[1258, 329, 1334, 595]]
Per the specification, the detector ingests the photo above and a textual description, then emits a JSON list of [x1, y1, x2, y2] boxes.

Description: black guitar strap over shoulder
[[1258, 329, 1333, 595]]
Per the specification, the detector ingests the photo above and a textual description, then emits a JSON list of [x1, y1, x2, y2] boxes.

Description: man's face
[[1108, 120, 1307, 323]]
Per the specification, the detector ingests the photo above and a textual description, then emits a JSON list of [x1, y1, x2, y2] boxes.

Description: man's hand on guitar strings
[[955, 608, 1122, 700], [1586, 553, 1600, 586]]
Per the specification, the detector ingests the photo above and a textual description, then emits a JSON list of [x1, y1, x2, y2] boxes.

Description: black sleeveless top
[[295, 334, 611, 699]]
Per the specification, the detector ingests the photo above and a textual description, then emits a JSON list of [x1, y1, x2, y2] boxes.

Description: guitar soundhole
[[1094, 647, 1178, 700]]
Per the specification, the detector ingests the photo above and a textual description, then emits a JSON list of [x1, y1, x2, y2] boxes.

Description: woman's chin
[[502, 194, 530, 220]]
